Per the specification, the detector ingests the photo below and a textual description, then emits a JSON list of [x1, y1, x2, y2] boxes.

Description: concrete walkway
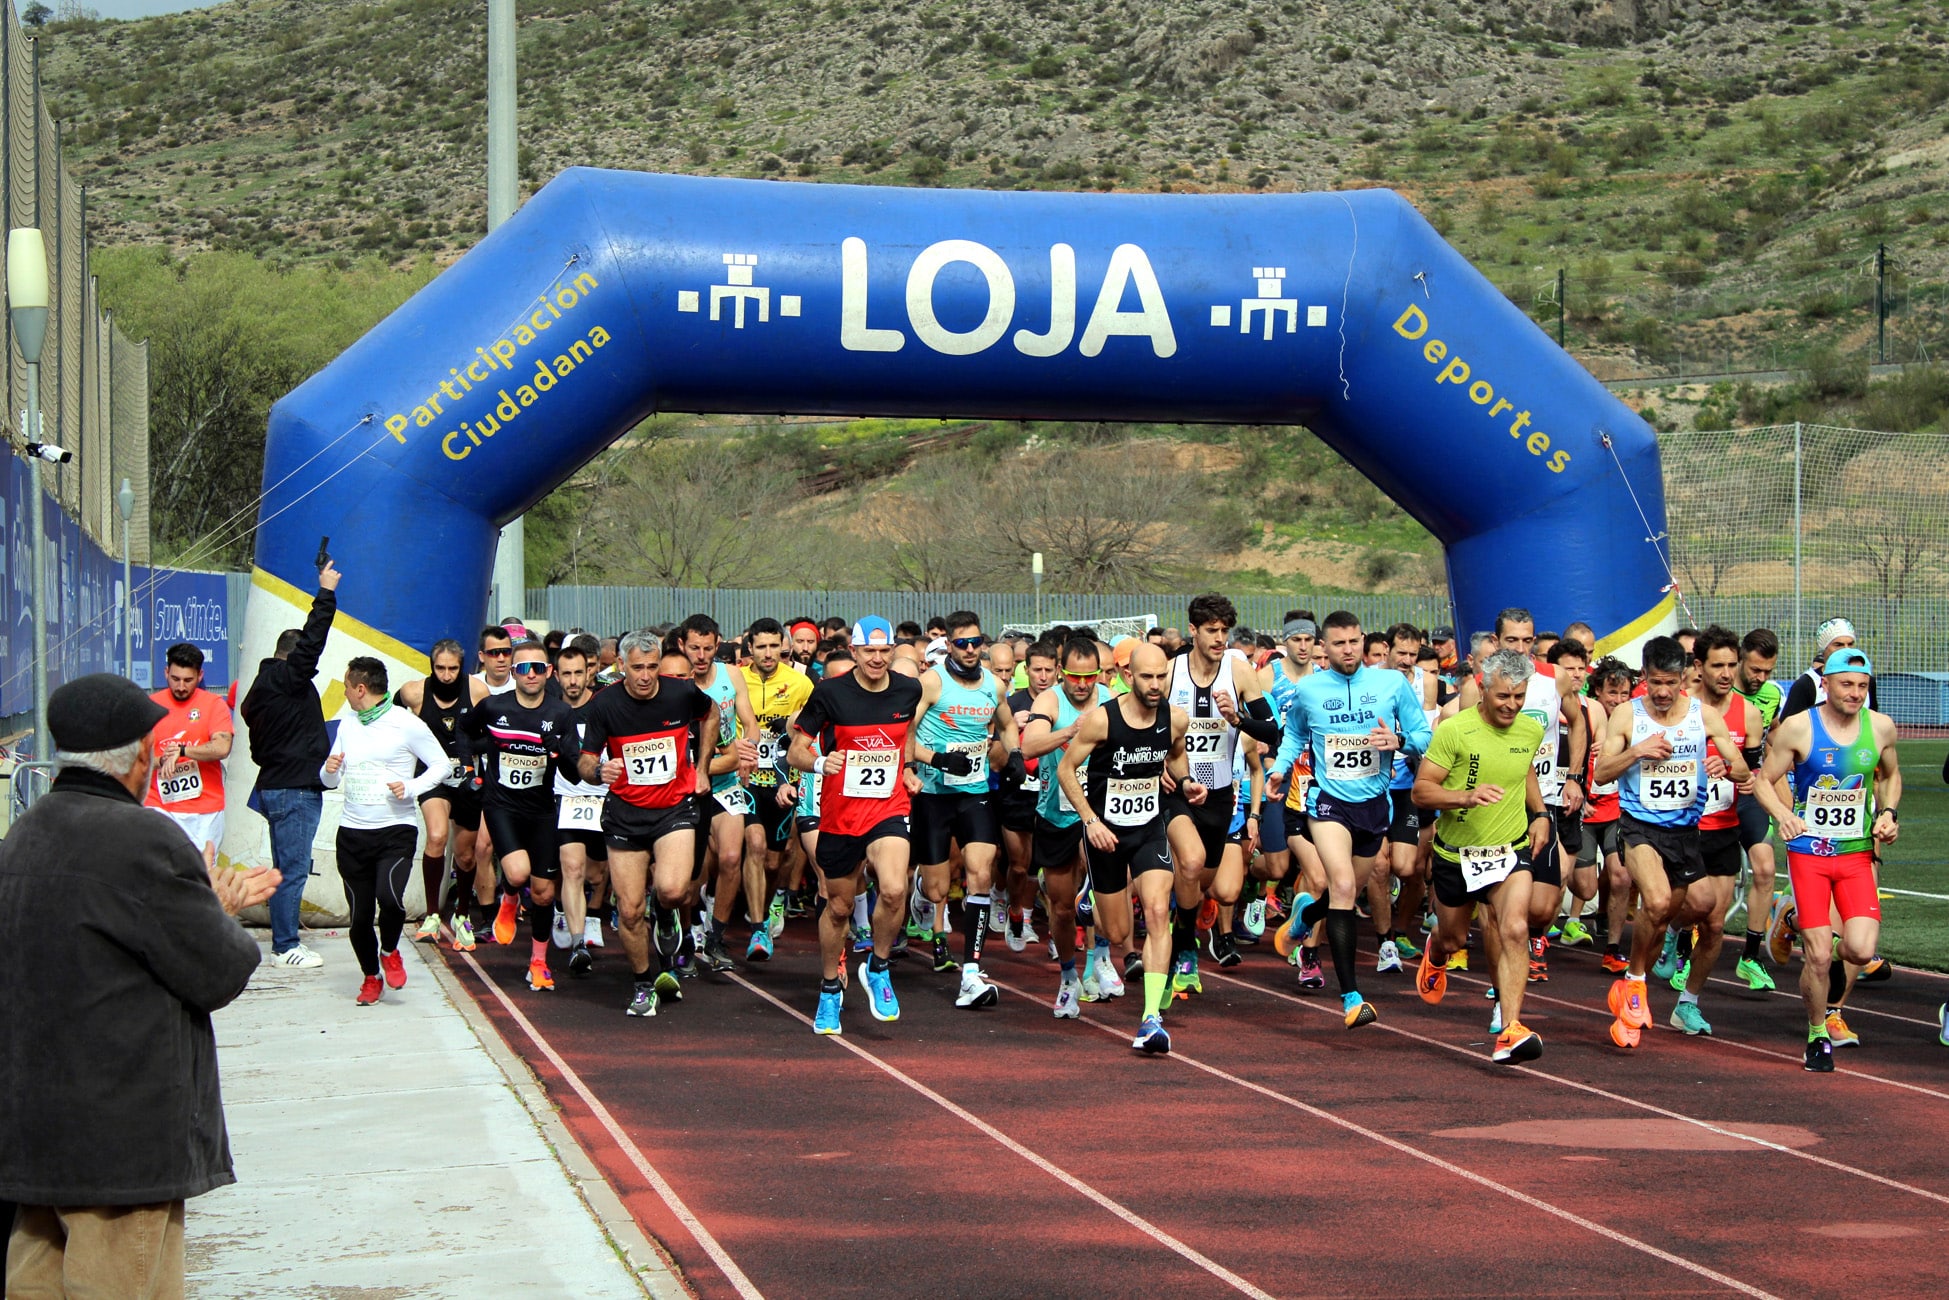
[[188, 932, 684, 1299]]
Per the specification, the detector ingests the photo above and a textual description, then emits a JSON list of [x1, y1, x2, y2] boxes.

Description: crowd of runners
[[236, 585, 1943, 1072]]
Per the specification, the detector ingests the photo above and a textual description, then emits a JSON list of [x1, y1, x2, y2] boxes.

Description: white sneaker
[[584, 917, 604, 948], [1489, 1000, 1504, 1034], [988, 891, 1008, 933], [551, 910, 573, 949], [1375, 939, 1402, 974], [1054, 974, 1081, 1018], [1096, 954, 1126, 998], [274, 944, 324, 969], [955, 965, 999, 1009]]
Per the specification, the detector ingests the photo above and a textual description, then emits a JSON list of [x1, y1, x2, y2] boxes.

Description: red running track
[[439, 923, 1949, 1299]]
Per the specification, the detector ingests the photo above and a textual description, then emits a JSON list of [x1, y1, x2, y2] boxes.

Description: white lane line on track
[[1879, 888, 1949, 902], [1466, 963, 1949, 1103], [1202, 968, 1949, 1207], [983, 976, 1783, 1300], [458, 953, 766, 1300], [726, 972, 1276, 1300]]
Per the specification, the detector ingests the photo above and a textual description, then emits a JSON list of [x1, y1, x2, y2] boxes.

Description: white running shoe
[[1054, 974, 1082, 1019], [1489, 999, 1504, 1035], [988, 891, 1008, 933], [274, 944, 324, 969], [1007, 916, 1039, 953], [955, 964, 999, 1009], [1096, 954, 1126, 998], [414, 914, 442, 944], [1375, 939, 1402, 974], [551, 910, 573, 949], [584, 917, 604, 948]]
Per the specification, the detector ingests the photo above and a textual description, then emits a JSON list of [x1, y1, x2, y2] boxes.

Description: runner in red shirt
[[790, 616, 956, 1035], [144, 643, 233, 854], [577, 629, 719, 1019]]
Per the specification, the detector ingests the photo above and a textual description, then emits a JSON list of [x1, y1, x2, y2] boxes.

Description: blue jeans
[[261, 787, 323, 953]]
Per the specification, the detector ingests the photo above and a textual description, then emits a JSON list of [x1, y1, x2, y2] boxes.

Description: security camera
[[26, 442, 72, 464]]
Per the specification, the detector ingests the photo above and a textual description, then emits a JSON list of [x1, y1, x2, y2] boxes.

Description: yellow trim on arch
[[251, 568, 433, 674], [1592, 593, 1676, 657]]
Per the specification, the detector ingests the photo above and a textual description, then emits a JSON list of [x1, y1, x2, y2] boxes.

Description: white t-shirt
[[323, 706, 452, 830]]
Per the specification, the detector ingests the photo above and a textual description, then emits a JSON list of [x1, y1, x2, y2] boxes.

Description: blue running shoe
[[746, 927, 774, 961], [1342, 990, 1377, 1029], [813, 989, 843, 1035], [1652, 929, 1681, 982], [1133, 1014, 1171, 1054], [1274, 890, 1317, 959], [851, 923, 874, 954], [862, 961, 900, 1022]]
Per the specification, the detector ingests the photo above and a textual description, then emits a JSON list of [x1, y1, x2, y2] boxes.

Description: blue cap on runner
[[853, 616, 894, 646], [1821, 648, 1872, 677]]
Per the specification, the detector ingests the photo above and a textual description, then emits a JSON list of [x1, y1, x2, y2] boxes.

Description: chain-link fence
[[1659, 423, 1949, 677], [0, 8, 152, 738], [0, 10, 149, 561]]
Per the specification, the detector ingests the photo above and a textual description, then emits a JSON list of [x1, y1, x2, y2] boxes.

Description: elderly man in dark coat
[[0, 673, 278, 1299]]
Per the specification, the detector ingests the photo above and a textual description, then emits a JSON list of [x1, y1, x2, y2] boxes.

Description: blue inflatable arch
[[247, 170, 1674, 678]]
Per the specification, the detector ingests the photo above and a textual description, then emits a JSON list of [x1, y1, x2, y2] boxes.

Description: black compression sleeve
[[1236, 694, 1282, 745]]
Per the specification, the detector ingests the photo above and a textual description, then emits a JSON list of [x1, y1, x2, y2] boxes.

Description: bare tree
[[860, 455, 1004, 593], [985, 443, 1210, 594], [590, 440, 800, 592]]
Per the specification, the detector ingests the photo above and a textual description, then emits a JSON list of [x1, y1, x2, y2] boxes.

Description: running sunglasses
[[480, 647, 512, 657], [511, 662, 549, 676], [950, 635, 987, 649], [1060, 667, 1099, 680]]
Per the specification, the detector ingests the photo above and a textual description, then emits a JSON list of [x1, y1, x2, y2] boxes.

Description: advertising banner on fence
[[2, 457, 234, 730]]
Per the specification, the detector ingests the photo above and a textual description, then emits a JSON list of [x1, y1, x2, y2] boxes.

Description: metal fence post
[[1792, 420, 1803, 664]]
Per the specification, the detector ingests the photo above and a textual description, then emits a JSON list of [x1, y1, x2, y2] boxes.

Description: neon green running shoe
[[1559, 917, 1593, 947], [1393, 931, 1422, 960], [1735, 957, 1776, 991], [1669, 959, 1690, 993], [1171, 950, 1202, 996]]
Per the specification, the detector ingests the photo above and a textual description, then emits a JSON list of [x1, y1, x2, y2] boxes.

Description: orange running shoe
[[1493, 1021, 1543, 1063], [1607, 976, 1651, 1028], [1528, 934, 1549, 983], [1609, 1018, 1641, 1048], [1600, 950, 1628, 974], [493, 893, 519, 946], [1416, 943, 1447, 1004], [526, 959, 555, 992], [1196, 898, 1219, 933]]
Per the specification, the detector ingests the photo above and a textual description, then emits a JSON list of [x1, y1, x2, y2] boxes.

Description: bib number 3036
[[1104, 776, 1159, 828], [843, 749, 898, 798]]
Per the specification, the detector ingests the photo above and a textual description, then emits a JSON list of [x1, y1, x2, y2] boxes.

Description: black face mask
[[944, 654, 983, 682]]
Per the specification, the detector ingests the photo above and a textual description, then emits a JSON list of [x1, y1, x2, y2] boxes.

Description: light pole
[[485, 0, 524, 620], [9, 228, 51, 758], [1031, 551, 1043, 625], [118, 477, 135, 678]]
